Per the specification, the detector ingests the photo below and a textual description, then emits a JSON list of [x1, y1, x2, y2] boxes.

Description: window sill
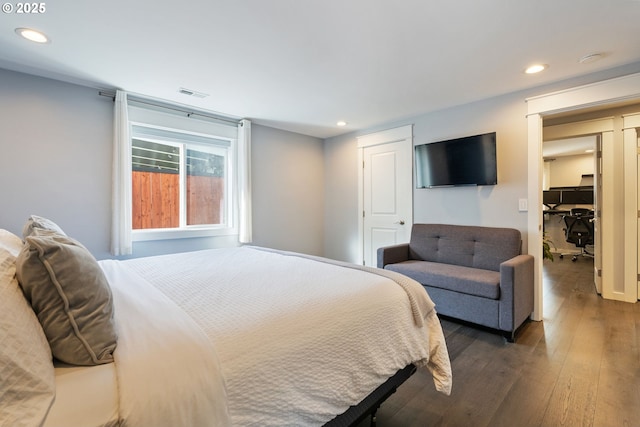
[[132, 226, 238, 242]]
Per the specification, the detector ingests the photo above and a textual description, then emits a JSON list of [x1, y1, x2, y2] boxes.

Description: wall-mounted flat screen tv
[[415, 132, 497, 188]]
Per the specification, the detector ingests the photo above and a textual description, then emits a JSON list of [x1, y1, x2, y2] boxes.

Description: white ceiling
[[1, 0, 640, 139], [543, 136, 596, 159]]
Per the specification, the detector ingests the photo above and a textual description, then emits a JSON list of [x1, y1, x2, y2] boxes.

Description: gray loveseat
[[378, 223, 534, 342]]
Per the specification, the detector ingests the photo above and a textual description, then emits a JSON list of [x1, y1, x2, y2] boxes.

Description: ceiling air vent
[[178, 87, 209, 98]]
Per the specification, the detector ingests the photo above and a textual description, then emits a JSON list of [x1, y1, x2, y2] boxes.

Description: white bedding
[[44, 246, 452, 427], [45, 363, 119, 427], [116, 246, 450, 426], [100, 259, 231, 427]]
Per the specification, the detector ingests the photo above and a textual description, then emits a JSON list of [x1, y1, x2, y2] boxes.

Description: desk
[[544, 209, 569, 216]]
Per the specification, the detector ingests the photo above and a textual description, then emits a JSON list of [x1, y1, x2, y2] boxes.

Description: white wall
[[323, 132, 360, 262], [549, 154, 594, 187], [251, 125, 324, 256], [324, 92, 530, 263], [0, 68, 324, 259], [410, 94, 529, 232], [323, 63, 640, 263], [6, 62, 640, 263], [0, 68, 113, 259]]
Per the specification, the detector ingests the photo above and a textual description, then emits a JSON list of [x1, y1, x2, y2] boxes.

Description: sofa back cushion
[[409, 224, 521, 271]]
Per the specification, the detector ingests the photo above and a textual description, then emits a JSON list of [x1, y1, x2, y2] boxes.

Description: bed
[[1, 217, 452, 427]]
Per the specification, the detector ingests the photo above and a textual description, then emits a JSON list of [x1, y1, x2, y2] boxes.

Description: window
[[124, 102, 248, 243], [112, 92, 251, 255], [130, 126, 232, 234]]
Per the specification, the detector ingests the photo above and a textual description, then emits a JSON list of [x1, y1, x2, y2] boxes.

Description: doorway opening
[[542, 134, 599, 294], [527, 72, 640, 320]]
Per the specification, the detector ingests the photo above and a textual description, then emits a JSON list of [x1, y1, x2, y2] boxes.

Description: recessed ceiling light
[[525, 64, 547, 74], [15, 28, 49, 43], [336, 121, 347, 127]]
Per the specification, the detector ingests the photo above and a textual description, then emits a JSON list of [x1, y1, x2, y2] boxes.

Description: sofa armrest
[[377, 243, 410, 268], [498, 254, 534, 335]]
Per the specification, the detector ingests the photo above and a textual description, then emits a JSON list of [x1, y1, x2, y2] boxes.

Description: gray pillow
[[16, 231, 117, 366], [22, 215, 67, 238]]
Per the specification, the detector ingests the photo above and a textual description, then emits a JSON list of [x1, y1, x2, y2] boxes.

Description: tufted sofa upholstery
[[378, 223, 534, 341]]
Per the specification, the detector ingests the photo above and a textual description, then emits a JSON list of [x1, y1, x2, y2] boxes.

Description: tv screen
[[415, 132, 497, 188]]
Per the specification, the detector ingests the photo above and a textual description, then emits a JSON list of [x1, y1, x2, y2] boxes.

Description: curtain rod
[[98, 90, 242, 126]]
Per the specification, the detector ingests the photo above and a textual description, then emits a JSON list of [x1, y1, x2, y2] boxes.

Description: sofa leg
[[504, 318, 532, 343], [503, 331, 515, 343]]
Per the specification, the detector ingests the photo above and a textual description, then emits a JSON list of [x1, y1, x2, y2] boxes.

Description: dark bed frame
[[324, 364, 417, 427]]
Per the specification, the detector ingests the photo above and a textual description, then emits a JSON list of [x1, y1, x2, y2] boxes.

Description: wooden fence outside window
[[132, 171, 224, 229]]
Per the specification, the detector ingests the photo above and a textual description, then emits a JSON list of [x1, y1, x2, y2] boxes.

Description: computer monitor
[[543, 190, 562, 207], [561, 189, 594, 205]]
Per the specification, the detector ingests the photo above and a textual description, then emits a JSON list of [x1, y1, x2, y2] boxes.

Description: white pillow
[[0, 229, 56, 427], [0, 228, 23, 256]]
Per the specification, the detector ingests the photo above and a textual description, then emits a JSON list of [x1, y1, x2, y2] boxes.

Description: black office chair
[[560, 214, 594, 261]]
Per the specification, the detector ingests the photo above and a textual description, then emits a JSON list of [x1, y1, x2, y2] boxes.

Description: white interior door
[[622, 115, 640, 302], [593, 135, 602, 294], [362, 140, 412, 266], [637, 127, 640, 299], [358, 126, 413, 267]]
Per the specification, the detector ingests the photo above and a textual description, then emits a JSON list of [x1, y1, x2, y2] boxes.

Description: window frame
[[130, 121, 239, 242]]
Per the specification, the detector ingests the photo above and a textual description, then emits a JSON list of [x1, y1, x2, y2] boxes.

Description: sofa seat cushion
[[384, 260, 500, 300]]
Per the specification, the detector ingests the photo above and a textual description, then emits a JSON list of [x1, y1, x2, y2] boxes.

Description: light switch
[[518, 198, 528, 212]]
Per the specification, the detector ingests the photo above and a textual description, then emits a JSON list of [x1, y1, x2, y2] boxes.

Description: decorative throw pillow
[[0, 229, 56, 427], [16, 230, 117, 366], [22, 214, 67, 238]]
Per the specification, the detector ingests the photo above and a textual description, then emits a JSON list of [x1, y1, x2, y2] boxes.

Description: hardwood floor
[[357, 257, 640, 427]]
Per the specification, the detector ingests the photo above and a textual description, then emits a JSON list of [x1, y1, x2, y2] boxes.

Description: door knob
[[395, 220, 405, 225]]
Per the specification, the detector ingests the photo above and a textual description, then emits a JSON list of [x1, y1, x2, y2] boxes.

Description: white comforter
[[101, 246, 452, 427], [100, 259, 231, 427]]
